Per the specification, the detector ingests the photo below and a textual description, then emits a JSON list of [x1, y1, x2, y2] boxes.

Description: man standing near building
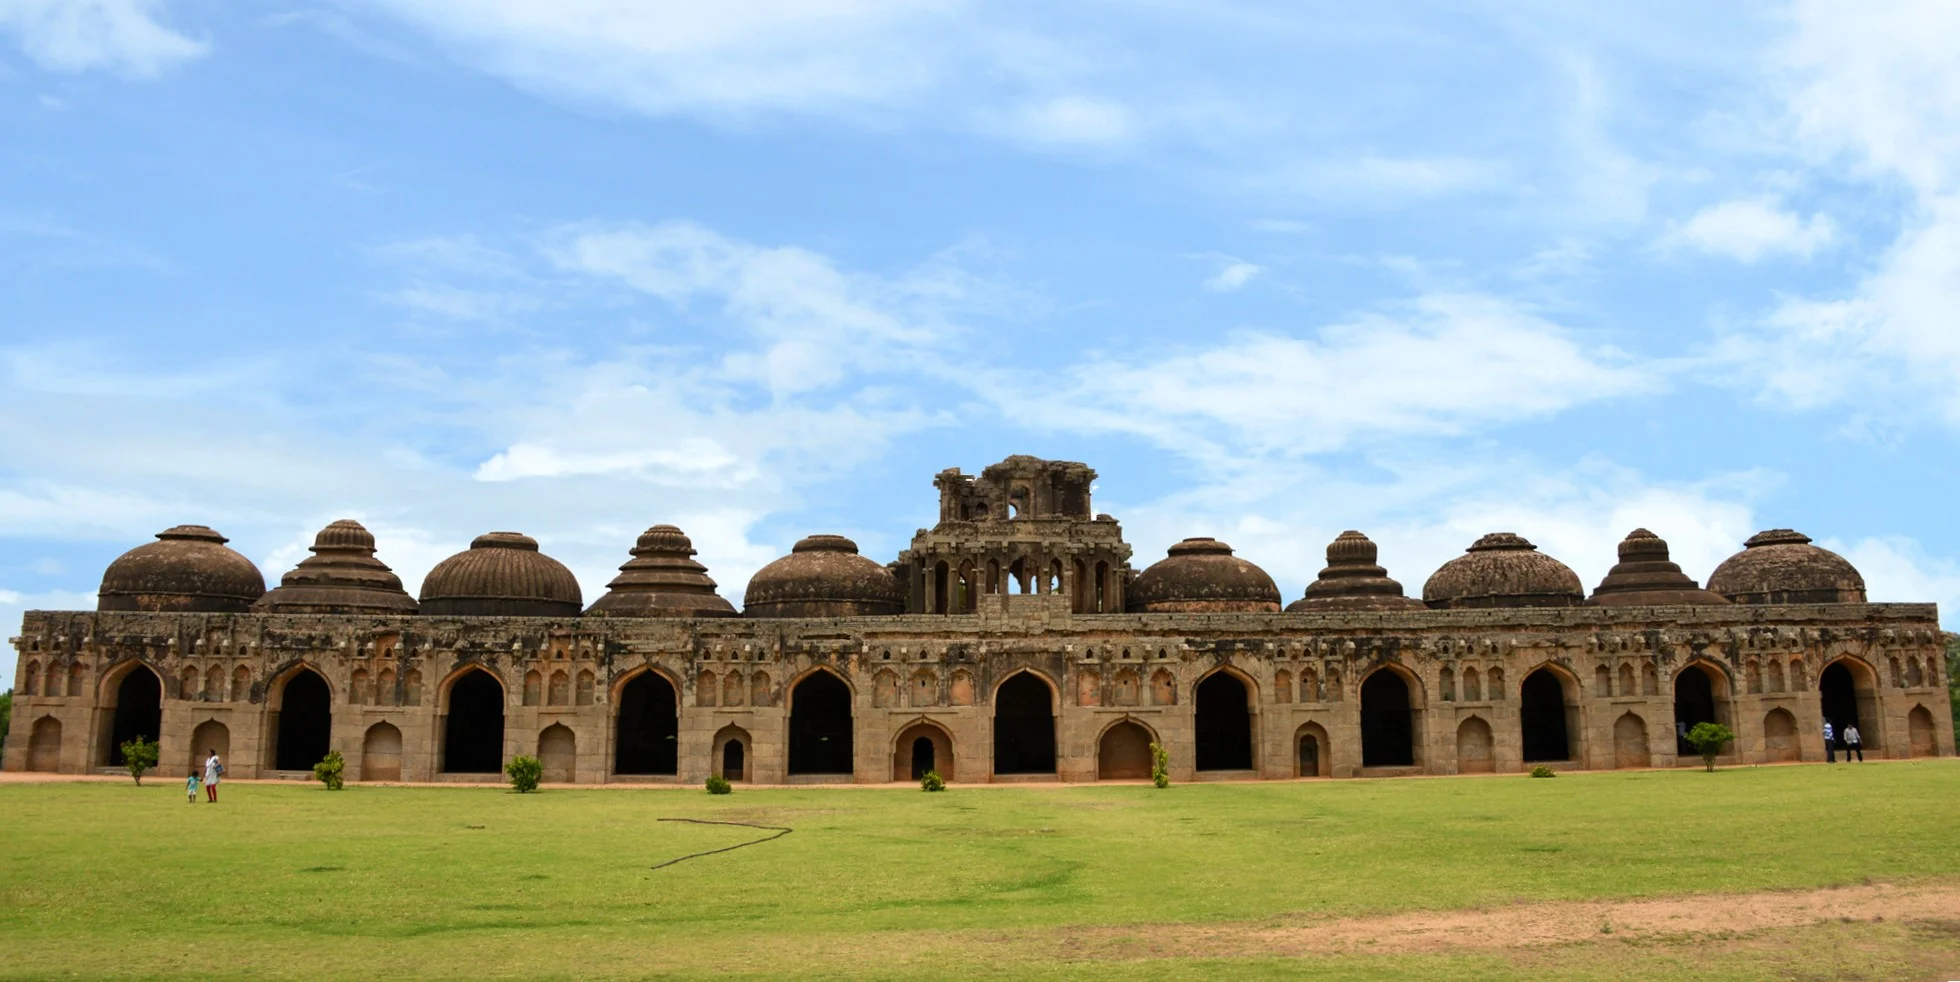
[[1843, 724, 1863, 762], [1822, 719, 1836, 763]]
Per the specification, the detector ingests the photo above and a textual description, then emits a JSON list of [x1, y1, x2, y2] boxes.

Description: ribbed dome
[[98, 525, 266, 613], [586, 524, 737, 618], [255, 519, 419, 615], [1707, 529, 1866, 605], [1423, 533, 1584, 609], [742, 534, 903, 618], [1287, 531, 1425, 612], [1588, 528, 1727, 607], [419, 532, 582, 617], [1129, 538, 1282, 613]]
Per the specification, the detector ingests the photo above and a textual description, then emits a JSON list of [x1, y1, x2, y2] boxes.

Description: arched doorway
[[1360, 669, 1415, 767], [189, 720, 229, 776], [1672, 664, 1726, 759], [993, 672, 1057, 774], [363, 722, 403, 781], [893, 721, 953, 781], [788, 671, 854, 775], [1194, 672, 1253, 771], [1097, 720, 1154, 779], [28, 716, 62, 772], [442, 669, 505, 773], [538, 724, 576, 783], [1819, 661, 1877, 752], [1294, 723, 1329, 777], [1519, 668, 1573, 762], [714, 724, 751, 782], [1613, 712, 1650, 768], [1908, 705, 1937, 757], [1456, 717, 1494, 773], [274, 669, 332, 771], [1763, 708, 1798, 762], [104, 665, 162, 766], [615, 672, 679, 775]]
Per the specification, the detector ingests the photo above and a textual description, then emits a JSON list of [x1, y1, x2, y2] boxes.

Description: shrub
[[1529, 764, 1557, 778], [313, 750, 345, 790], [505, 754, 543, 793], [1685, 722, 1736, 772], [120, 736, 158, 785], [0, 689, 11, 753], [1149, 742, 1171, 789], [919, 770, 946, 792], [705, 774, 732, 795]]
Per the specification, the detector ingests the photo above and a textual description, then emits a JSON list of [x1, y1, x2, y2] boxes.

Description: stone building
[[5, 456, 1952, 784]]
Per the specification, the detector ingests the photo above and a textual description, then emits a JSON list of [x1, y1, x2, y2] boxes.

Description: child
[[186, 770, 201, 803]]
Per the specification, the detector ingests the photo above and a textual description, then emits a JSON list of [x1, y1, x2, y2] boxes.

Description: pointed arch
[[714, 724, 753, 781], [1763, 708, 1799, 762], [1613, 712, 1651, 768], [1820, 656, 1881, 753], [362, 721, 403, 781], [1194, 667, 1256, 771], [614, 667, 680, 776], [98, 660, 162, 767], [189, 719, 229, 776], [27, 716, 62, 772], [788, 667, 854, 776], [892, 717, 954, 781], [1519, 663, 1581, 763], [440, 665, 506, 774], [993, 670, 1058, 775], [268, 664, 333, 771], [1096, 716, 1157, 780], [1359, 664, 1422, 768], [1671, 660, 1731, 759], [538, 724, 576, 783], [1908, 705, 1938, 757], [1293, 721, 1331, 777], [1455, 716, 1494, 774]]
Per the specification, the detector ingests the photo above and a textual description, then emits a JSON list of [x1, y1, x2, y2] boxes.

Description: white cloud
[[975, 95, 1138, 150], [1662, 197, 1837, 261], [0, 0, 207, 76], [1, 588, 99, 689], [1202, 257, 1263, 292]]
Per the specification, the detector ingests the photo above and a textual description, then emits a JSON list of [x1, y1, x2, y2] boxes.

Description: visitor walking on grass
[[203, 749, 223, 803], [1844, 724, 1863, 762], [1822, 719, 1836, 763], [185, 771, 200, 804]]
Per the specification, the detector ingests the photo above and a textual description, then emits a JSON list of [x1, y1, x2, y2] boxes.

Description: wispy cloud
[[0, 0, 207, 77], [1660, 197, 1837, 262]]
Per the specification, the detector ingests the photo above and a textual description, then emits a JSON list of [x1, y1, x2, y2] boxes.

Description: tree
[[1684, 722, 1735, 772], [1946, 635, 1959, 753], [1149, 742, 1171, 789], [505, 754, 542, 793], [313, 750, 345, 790], [120, 736, 159, 785], [0, 689, 11, 755]]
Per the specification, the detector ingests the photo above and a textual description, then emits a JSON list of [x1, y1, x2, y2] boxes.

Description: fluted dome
[[98, 525, 266, 613], [1707, 529, 1866, 605], [1423, 533, 1583, 609], [419, 532, 582, 617], [1129, 538, 1282, 613], [1287, 531, 1425, 612], [586, 525, 737, 618], [743, 535, 904, 618], [1588, 529, 1727, 607], [255, 519, 419, 615]]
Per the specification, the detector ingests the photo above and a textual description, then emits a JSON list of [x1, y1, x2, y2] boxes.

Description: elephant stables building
[[5, 455, 1952, 785]]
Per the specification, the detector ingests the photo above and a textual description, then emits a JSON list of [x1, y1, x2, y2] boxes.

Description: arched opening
[[1613, 712, 1650, 769], [912, 736, 935, 776], [993, 672, 1057, 774], [1763, 708, 1799, 762], [1294, 723, 1329, 777], [1908, 705, 1938, 757], [1819, 660, 1878, 752], [1456, 717, 1494, 773], [933, 561, 950, 613], [189, 720, 229, 777], [713, 724, 751, 781], [538, 724, 576, 783], [789, 671, 854, 775], [614, 672, 679, 775], [28, 716, 62, 772], [442, 669, 505, 774], [893, 721, 953, 781], [1520, 668, 1574, 762], [103, 665, 162, 766], [1360, 669, 1416, 767], [1194, 671, 1253, 770], [363, 722, 403, 781], [1671, 664, 1726, 759], [1097, 720, 1154, 779], [273, 669, 333, 771]]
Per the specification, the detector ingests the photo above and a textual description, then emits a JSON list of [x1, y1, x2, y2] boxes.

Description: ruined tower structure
[[5, 456, 1951, 785]]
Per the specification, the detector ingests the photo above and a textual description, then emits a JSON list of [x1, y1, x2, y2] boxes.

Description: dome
[[98, 524, 266, 613], [743, 534, 904, 618], [1423, 533, 1584, 609], [1707, 529, 1866, 605], [419, 532, 582, 617], [255, 519, 419, 615], [1287, 531, 1425, 612], [1588, 529, 1727, 607], [1129, 538, 1282, 613], [586, 525, 737, 618]]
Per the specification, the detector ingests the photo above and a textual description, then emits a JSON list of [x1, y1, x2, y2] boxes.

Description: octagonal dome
[[1422, 532, 1583, 609], [1287, 530, 1425, 612], [98, 524, 266, 613], [586, 524, 737, 618], [1129, 538, 1282, 613], [1707, 529, 1866, 605], [742, 534, 904, 618], [419, 532, 582, 617], [1587, 528, 1727, 607], [256, 519, 419, 615]]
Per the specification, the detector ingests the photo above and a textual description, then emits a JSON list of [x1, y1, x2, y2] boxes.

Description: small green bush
[[505, 754, 543, 793], [120, 736, 158, 785], [1149, 742, 1171, 789], [1685, 722, 1736, 772], [1529, 764, 1557, 778], [920, 770, 946, 792], [705, 774, 732, 795], [313, 750, 345, 790]]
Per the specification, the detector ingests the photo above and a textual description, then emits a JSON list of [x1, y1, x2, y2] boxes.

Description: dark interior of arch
[[1519, 669, 1571, 762], [107, 667, 162, 766], [911, 736, 935, 779], [993, 673, 1057, 773], [615, 673, 679, 774], [1194, 672, 1252, 770], [1819, 662, 1861, 740], [443, 669, 505, 773], [1673, 666, 1717, 757], [1360, 671, 1414, 767], [274, 669, 332, 770], [1298, 732, 1320, 775], [722, 738, 745, 780], [789, 672, 854, 774]]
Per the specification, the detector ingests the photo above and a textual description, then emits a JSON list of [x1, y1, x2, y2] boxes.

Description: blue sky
[[4, 0, 1960, 687]]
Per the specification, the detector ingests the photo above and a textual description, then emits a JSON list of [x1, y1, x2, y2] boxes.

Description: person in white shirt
[[1843, 724, 1863, 762], [203, 750, 223, 803], [1822, 720, 1836, 763]]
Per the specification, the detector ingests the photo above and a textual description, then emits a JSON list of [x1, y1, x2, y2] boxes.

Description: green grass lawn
[[4, 761, 1958, 980]]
